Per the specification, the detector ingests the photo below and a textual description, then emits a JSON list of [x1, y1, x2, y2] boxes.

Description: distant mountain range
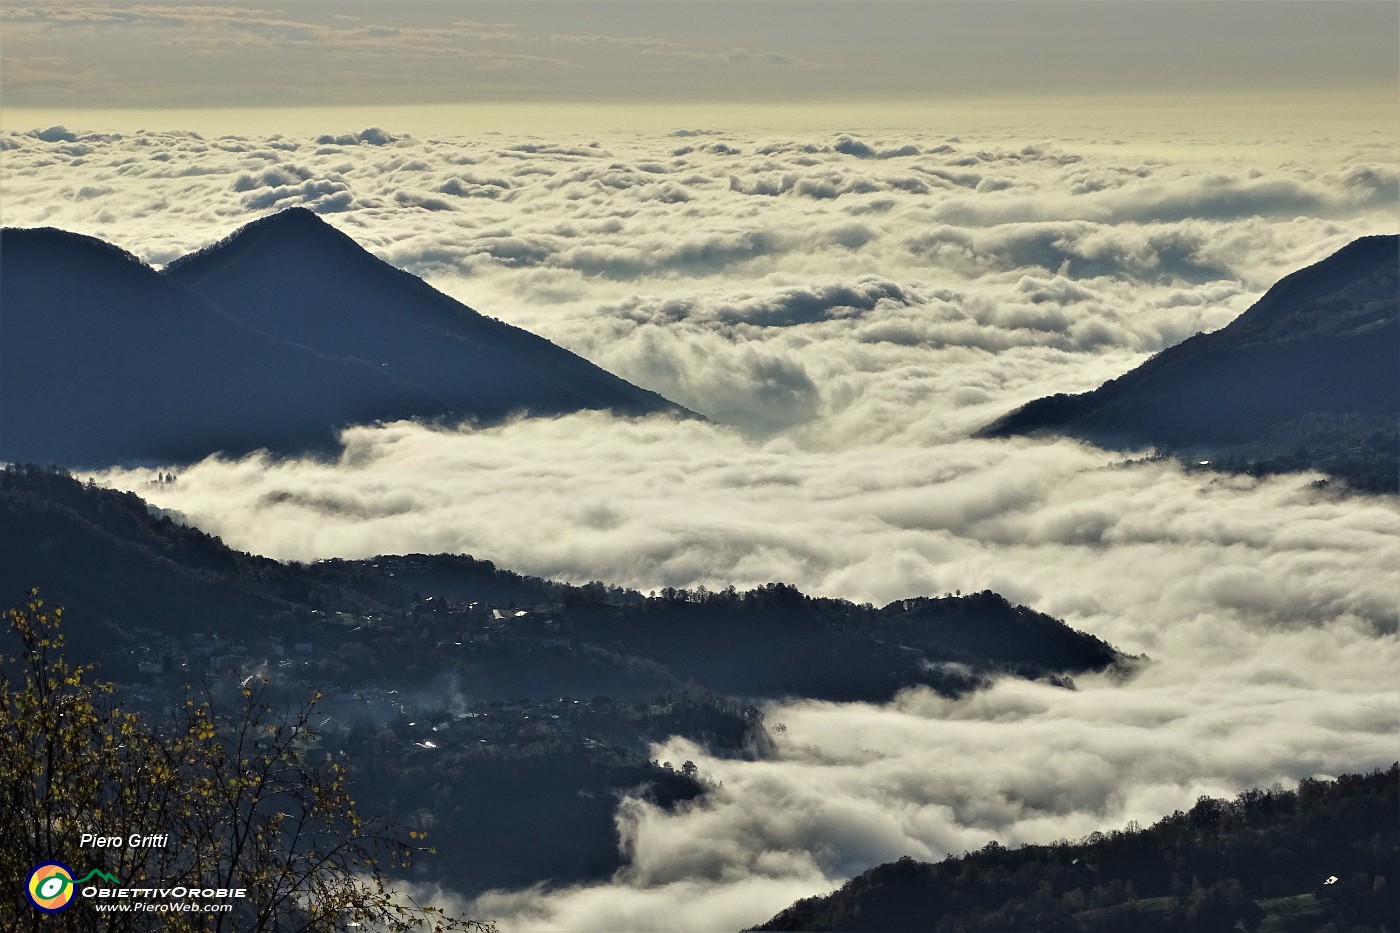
[[981, 236, 1399, 492], [0, 209, 687, 467]]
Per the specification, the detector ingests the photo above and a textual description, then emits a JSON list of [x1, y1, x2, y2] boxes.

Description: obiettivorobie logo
[[24, 860, 247, 915], [25, 862, 121, 913]]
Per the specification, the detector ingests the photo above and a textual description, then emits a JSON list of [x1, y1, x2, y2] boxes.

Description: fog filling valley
[[5, 123, 1397, 930]]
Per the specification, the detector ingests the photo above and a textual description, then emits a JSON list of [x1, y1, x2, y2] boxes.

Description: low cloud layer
[[461, 619, 1397, 931], [93, 418, 1397, 646], [90, 417, 1398, 931], [8, 122, 1397, 930]]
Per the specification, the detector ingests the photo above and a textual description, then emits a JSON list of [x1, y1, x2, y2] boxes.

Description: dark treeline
[[754, 764, 1399, 932], [1, 464, 1126, 705], [555, 585, 1121, 700]]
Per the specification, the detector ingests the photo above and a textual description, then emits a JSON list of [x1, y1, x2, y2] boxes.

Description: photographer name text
[[80, 832, 171, 849]]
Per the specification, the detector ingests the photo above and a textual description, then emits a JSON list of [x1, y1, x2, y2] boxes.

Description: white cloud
[[6, 122, 1396, 931], [447, 616, 1398, 931]]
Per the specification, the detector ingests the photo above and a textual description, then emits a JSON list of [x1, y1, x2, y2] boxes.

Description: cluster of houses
[[121, 628, 316, 679], [110, 601, 634, 756], [400, 696, 591, 752]]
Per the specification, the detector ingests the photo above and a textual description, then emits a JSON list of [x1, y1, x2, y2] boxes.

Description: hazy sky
[[3, 2, 1396, 121]]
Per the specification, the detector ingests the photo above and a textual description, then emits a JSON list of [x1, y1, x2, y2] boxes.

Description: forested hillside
[[982, 235, 1399, 492], [2, 465, 1133, 893], [1, 465, 1124, 701], [755, 765, 1399, 932]]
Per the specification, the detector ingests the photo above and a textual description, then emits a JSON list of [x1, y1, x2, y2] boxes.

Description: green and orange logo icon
[[25, 862, 121, 913], [26, 862, 76, 913]]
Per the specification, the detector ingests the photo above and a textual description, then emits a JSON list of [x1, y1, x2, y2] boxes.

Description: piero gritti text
[[80, 832, 171, 849]]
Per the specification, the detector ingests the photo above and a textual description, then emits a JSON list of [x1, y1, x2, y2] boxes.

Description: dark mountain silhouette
[[0, 464, 560, 653], [1, 464, 1129, 895], [0, 465, 1125, 701], [0, 227, 448, 466], [752, 764, 1398, 932], [164, 208, 684, 423], [556, 586, 1122, 702], [1, 214, 687, 468], [980, 235, 1399, 492]]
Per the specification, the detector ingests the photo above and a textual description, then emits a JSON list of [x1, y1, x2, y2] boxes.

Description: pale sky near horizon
[[2, 1, 1396, 134]]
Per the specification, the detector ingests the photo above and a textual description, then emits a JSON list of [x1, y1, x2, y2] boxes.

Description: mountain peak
[[3, 212, 690, 467], [979, 234, 1399, 491], [246, 205, 327, 231], [1229, 234, 1397, 334], [161, 211, 690, 425], [267, 204, 318, 220], [249, 206, 362, 238], [165, 206, 357, 278], [162, 209, 689, 417]]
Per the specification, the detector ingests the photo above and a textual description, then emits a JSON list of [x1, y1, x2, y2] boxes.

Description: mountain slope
[[1, 466, 1129, 894], [0, 466, 1125, 701], [0, 227, 454, 465], [980, 236, 1399, 491], [164, 208, 685, 421], [0, 464, 559, 651], [752, 764, 1398, 932], [1, 216, 688, 468]]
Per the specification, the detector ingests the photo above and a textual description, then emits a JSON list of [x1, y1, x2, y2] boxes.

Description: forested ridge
[[2, 464, 1132, 894], [754, 764, 1399, 932], [1, 464, 1124, 702]]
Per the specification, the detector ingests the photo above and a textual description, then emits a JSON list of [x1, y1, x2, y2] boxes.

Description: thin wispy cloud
[[3, 2, 1395, 107]]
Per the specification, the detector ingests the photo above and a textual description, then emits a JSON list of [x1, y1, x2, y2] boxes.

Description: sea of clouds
[[3, 122, 1397, 930]]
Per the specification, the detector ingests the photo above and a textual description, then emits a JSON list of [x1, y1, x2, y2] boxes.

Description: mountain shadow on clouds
[[0, 210, 689, 468], [163, 208, 686, 426], [980, 235, 1399, 493]]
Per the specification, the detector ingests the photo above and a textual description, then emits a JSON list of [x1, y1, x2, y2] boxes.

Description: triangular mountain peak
[[164, 206, 366, 278], [162, 211, 689, 424], [237, 205, 339, 239]]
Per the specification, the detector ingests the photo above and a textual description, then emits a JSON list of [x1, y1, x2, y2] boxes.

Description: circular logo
[[26, 862, 76, 913]]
